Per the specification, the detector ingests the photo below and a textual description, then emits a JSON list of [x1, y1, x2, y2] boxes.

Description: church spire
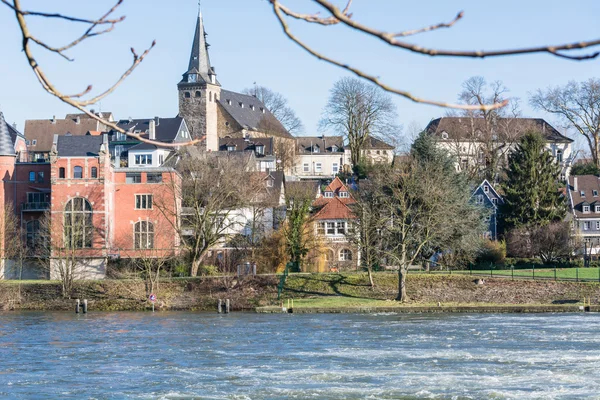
[[0, 109, 15, 157], [183, 2, 218, 86]]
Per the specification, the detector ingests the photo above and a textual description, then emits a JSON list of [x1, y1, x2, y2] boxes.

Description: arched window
[[195, 91, 201, 98], [73, 166, 83, 179], [184, 92, 191, 98], [64, 198, 93, 248], [209, 92, 213, 102], [339, 249, 353, 261], [90, 167, 98, 178], [134, 221, 154, 249], [325, 249, 334, 262], [59, 167, 65, 179], [26, 220, 40, 248]]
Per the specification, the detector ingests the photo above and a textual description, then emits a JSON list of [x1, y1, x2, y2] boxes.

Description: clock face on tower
[[188, 74, 197, 83]]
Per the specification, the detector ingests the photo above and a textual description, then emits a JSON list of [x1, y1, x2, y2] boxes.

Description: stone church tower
[[177, 8, 221, 151]]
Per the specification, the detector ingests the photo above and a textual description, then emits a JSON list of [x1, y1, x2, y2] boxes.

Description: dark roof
[[112, 117, 184, 143], [218, 90, 292, 139], [257, 170, 285, 206], [56, 135, 104, 157], [65, 111, 114, 121], [286, 180, 320, 200], [179, 10, 219, 86], [0, 110, 16, 156], [426, 117, 573, 143], [569, 175, 600, 218], [297, 136, 345, 154], [25, 117, 101, 152], [363, 136, 394, 150], [218, 137, 274, 155], [128, 142, 158, 151]]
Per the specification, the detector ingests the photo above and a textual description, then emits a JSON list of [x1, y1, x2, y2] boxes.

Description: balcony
[[22, 202, 50, 212]]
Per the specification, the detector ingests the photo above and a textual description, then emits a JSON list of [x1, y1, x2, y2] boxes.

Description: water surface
[[0, 312, 599, 399]]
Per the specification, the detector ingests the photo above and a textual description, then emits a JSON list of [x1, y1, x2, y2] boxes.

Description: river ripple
[[0, 312, 599, 399]]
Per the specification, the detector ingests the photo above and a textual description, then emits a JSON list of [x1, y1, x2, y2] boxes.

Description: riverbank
[[1, 273, 600, 312]]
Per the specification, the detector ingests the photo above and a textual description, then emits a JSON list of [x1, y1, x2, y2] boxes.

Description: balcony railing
[[22, 202, 50, 211]]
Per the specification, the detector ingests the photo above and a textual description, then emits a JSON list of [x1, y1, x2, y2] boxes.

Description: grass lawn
[[462, 267, 600, 281]]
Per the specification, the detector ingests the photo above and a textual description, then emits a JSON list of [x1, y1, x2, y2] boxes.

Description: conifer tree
[[502, 132, 566, 230]]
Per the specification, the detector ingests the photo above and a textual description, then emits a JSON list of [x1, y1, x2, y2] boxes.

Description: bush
[[198, 264, 219, 276], [476, 240, 506, 264]]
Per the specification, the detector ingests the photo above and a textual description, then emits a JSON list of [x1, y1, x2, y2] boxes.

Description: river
[[0, 312, 599, 399]]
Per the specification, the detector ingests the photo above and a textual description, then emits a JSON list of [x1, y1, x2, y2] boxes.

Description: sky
[[0, 0, 599, 145]]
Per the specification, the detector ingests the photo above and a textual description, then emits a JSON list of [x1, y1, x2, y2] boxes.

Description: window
[[27, 192, 49, 204], [90, 167, 97, 179], [326, 222, 336, 235], [37, 171, 44, 183], [159, 154, 164, 165], [313, 145, 320, 153], [134, 221, 154, 249], [26, 220, 40, 249], [584, 221, 590, 231], [64, 198, 93, 249], [581, 191, 586, 197], [315, 163, 322, 173], [339, 191, 349, 198], [484, 185, 489, 193], [492, 198, 498, 205], [339, 249, 353, 261], [32, 140, 37, 146], [303, 163, 309, 173], [184, 92, 191, 98], [317, 222, 325, 235], [557, 149, 563, 163], [73, 166, 83, 179], [583, 205, 590, 213], [255, 145, 265, 155], [476, 195, 484, 205], [227, 145, 236, 152], [596, 221, 600, 230], [135, 194, 153, 209], [331, 145, 338, 152], [59, 167, 65, 178], [126, 173, 141, 184], [595, 191, 599, 197], [134, 154, 152, 165], [484, 216, 491, 222], [324, 191, 334, 198], [147, 173, 162, 184], [337, 222, 346, 235], [195, 91, 201, 98], [29, 171, 35, 182], [332, 163, 339, 174], [266, 178, 274, 188]]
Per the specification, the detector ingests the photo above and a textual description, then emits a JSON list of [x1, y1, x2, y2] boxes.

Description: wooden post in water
[[218, 299, 222, 314], [225, 299, 230, 314], [83, 299, 88, 314], [75, 299, 80, 314]]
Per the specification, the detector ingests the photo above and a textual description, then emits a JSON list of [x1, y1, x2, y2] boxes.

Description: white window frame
[[324, 191, 334, 198], [134, 154, 153, 166], [326, 222, 336, 235], [596, 205, 600, 213], [332, 163, 339, 174], [135, 194, 153, 210], [339, 191, 349, 198], [315, 163, 322, 173], [584, 205, 590, 213], [303, 163, 309, 173], [317, 222, 325, 235], [584, 221, 590, 231]]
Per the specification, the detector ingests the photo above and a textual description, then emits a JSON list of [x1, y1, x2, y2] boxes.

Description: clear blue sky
[[0, 0, 599, 140]]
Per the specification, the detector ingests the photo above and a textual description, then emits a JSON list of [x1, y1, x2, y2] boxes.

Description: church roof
[[0, 110, 16, 157], [181, 9, 219, 86], [218, 90, 293, 139]]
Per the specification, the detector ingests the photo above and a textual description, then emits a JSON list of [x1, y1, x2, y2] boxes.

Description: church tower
[[178, 6, 221, 151]]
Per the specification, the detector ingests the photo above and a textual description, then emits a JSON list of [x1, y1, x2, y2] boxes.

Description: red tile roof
[[313, 196, 356, 220]]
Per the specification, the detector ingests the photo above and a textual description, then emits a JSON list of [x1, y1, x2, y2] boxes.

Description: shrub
[[476, 240, 506, 264], [199, 264, 219, 276]]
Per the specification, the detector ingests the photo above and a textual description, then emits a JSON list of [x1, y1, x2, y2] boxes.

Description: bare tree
[[530, 79, 600, 167], [156, 150, 263, 277], [320, 77, 401, 168], [507, 222, 576, 263], [1, 0, 199, 147], [243, 85, 304, 135], [269, 0, 600, 111]]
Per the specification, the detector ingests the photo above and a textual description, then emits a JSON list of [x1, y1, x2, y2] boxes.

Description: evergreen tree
[[502, 132, 566, 230]]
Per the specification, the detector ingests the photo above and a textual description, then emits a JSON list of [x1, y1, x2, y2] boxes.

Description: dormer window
[[239, 102, 244, 108], [250, 105, 255, 111], [227, 99, 232, 105], [260, 107, 265, 114], [266, 178, 274, 188], [581, 191, 586, 197], [227, 145, 236, 152], [583, 205, 590, 213], [594, 190, 598, 197], [324, 191, 333, 198], [595, 205, 600, 212], [255, 145, 265, 155], [441, 131, 449, 140], [331, 145, 338, 152], [339, 191, 349, 198], [313, 145, 320, 153]]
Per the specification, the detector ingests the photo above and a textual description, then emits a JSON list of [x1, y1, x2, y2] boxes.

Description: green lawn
[[459, 267, 600, 281]]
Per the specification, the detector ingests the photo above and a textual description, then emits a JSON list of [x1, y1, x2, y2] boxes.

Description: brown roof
[[313, 196, 356, 220], [25, 117, 101, 152], [426, 117, 573, 143], [568, 175, 600, 218], [363, 136, 394, 150], [297, 136, 344, 154]]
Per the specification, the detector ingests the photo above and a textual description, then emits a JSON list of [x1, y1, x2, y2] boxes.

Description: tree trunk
[[367, 266, 374, 288], [190, 258, 201, 277], [396, 267, 407, 302]]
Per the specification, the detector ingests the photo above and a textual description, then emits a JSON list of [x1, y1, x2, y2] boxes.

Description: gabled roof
[[568, 175, 600, 218], [313, 196, 356, 220], [56, 135, 105, 157], [0, 110, 16, 157], [297, 136, 344, 154], [363, 136, 395, 150], [255, 170, 285, 207], [471, 179, 504, 209], [426, 117, 573, 143], [111, 117, 184, 143], [325, 177, 347, 194], [218, 90, 292, 139], [25, 117, 101, 152], [218, 137, 274, 155]]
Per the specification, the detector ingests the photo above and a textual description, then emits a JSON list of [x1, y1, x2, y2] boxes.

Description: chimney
[[12, 122, 17, 130], [75, 116, 81, 124], [154, 116, 160, 126], [51, 115, 56, 124], [574, 177, 578, 192], [90, 109, 95, 114], [149, 119, 156, 140]]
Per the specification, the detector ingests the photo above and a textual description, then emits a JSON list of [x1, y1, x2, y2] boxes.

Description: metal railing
[[21, 202, 50, 211]]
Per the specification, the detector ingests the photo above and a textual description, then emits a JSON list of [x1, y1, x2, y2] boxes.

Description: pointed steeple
[[181, 5, 219, 86], [0, 109, 15, 157]]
